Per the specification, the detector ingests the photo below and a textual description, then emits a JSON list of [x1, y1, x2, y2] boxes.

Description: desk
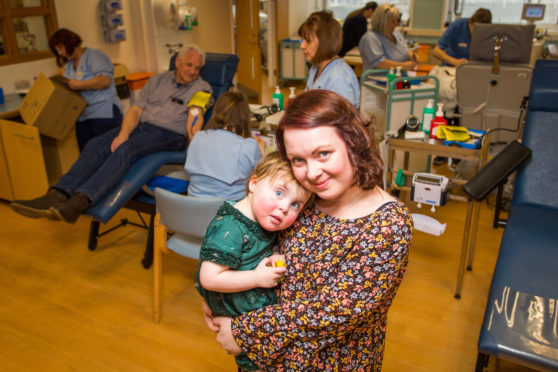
[[0, 93, 24, 120], [386, 137, 489, 299], [343, 55, 363, 78]]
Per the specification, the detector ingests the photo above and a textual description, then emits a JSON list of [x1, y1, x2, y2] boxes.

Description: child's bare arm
[[199, 258, 286, 293]]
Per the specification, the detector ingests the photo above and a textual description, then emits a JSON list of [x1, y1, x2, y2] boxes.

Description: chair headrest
[[169, 52, 239, 87], [200, 53, 239, 86]]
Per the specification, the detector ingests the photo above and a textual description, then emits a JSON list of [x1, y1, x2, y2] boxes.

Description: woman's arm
[[376, 58, 417, 71], [67, 75, 111, 91], [200, 259, 286, 293]]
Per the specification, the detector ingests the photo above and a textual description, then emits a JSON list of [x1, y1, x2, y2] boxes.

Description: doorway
[[234, 0, 278, 103]]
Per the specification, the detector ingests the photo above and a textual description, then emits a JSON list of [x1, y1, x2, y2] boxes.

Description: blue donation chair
[[152, 188, 225, 322], [464, 59, 558, 371], [84, 52, 239, 269]]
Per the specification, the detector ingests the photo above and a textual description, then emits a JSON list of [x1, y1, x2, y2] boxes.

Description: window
[[460, 0, 558, 27], [0, 0, 58, 66], [327, 0, 412, 24]]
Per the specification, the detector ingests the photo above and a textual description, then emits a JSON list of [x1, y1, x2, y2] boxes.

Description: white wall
[[288, 0, 322, 38], [0, 0, 234, 94], [146, 0, 234, 73]]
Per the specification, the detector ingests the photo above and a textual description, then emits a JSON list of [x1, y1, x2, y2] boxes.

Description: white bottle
[[289, 87, 296, 99], [421, 99, 435, 134]]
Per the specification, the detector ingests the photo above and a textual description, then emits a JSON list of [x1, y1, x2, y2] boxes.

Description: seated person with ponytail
[[10, 44, 213, 224], [185, 88, 264, 200]]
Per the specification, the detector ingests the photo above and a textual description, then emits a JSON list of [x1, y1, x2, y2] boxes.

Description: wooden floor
[[0, 192, 537, 371]]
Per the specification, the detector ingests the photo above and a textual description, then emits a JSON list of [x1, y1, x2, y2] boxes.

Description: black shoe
[[10, 188, 69, 219], [50, 193, 91, 224]]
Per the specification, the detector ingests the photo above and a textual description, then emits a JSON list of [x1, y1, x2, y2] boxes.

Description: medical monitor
[[521, 3, 546, 22], [470, 23, 535, 64]]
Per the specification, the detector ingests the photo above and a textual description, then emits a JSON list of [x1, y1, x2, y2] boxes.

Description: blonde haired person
[[196, 151, 312, 371], [359, 3, 418, 71]]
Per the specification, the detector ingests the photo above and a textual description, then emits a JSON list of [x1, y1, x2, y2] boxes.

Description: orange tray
[[126, 72, 154, 90]]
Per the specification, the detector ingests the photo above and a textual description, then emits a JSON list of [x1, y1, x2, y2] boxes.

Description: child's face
[[248, 175, 309, 232]]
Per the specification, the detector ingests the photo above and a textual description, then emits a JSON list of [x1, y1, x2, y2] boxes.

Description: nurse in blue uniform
[[49, 29, 123, 151]]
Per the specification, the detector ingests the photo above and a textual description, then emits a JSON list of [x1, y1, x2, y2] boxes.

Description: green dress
[[195, 201, 278, 371], [195, 201, 278, 317]]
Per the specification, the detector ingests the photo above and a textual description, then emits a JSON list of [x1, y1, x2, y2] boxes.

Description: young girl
[[195, 151, 312, 371]]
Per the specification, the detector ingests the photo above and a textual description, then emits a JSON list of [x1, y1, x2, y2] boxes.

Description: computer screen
[[522, 3, 546, 21], [469, 24, 535, 64]]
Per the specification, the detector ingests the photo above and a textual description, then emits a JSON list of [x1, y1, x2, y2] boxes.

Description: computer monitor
[[469, 23, 535, 64], [522, 3, 546, 22]]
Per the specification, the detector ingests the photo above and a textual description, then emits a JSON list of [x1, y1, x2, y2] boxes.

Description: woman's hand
[[410, 50, 419, 63], [401, 60, 418, 71], [67, 78, 84, 90], [201, 300, 220, 332], [253, 134, 266, 155], [214, 316, 243, 355]]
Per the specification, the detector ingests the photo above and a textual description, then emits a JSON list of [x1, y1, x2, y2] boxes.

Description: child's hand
[[254, 257, 286, 288], [269, 253, 285, 267]]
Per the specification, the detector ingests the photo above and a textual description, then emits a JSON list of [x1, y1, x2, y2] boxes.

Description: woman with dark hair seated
[[299, 11, 360, 107], [49, 28, 123, 151]]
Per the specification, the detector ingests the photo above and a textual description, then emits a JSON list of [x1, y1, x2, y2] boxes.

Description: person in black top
[[339, 1, 378, 57]]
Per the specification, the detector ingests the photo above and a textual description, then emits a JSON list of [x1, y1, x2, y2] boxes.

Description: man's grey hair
[[177, 44, 206, 66]]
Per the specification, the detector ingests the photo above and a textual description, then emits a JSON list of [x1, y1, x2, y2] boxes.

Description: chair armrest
[[464, 140, 531, 201]]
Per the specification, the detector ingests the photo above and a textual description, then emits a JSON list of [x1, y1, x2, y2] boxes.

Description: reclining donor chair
[[456, 24, 534, 143], [464, 59, 558, 371], [84, 52, 239, 269]]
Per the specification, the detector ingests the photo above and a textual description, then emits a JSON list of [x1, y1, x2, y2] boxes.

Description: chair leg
[[475, 352, 490, 372], [141, 213, 156, 269], [88, 220, 100, 251], [153, 213, 165, 323]]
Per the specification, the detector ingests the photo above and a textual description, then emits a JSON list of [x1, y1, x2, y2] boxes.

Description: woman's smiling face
[[283, 125, 355, 201]]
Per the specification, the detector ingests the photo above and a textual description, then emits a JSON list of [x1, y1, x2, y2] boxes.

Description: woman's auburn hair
[[298, 11, 342, 65], [276, 89, 384, 191], [370, 3, 400, 38], [48, 28, 82, 67]]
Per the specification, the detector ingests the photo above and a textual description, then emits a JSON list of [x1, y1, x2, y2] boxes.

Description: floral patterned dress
[[231, 200, 413, 371]]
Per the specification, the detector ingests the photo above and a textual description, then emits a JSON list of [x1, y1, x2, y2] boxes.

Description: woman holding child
[[204, 89, 413, 370]]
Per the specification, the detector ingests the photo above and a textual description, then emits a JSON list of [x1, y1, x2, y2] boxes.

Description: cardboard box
[[41, 128, 80, 185], [19, 73, 87, 141], [0, 120, 49, 201], [113, 63, 129, 86]]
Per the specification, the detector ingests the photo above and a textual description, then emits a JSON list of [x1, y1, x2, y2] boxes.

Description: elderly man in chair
[[10, 44, 213, 224]]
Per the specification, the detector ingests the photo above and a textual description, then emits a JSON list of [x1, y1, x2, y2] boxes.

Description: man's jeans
[[55, 123, 186, 204]]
